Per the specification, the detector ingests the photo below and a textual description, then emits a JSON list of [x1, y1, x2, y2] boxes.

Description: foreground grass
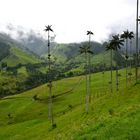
[[0, 68, 140, 140]]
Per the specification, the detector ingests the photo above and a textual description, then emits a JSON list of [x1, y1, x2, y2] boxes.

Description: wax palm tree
[[79, 44, 93, 113], [87, 31, 93, 103], [128, 31, 134, 81], [106, 42, 114, 93], [44, 25, 56, 128], [121, 30, 130, 88], [111, 35, 124, 91]]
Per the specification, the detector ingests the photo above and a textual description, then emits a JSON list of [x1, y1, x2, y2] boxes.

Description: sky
[[0, 0, 137, 43]]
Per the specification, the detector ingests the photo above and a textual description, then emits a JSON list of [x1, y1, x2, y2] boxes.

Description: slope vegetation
[[0, 68, 140, 140], [1, 47, 41, 67]]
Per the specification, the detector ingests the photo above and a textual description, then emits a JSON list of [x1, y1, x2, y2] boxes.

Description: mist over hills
[[0, 30, 131, 72], [0, 29, 138, 69]]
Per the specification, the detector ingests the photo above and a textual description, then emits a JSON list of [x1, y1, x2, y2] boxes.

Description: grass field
[[0, 68, 140, 140]]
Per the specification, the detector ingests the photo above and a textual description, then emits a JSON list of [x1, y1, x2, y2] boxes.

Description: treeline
[[0, 61, 107, 97]]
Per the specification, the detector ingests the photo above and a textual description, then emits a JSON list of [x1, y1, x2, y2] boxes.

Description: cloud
[[6, 23, 15, 31], [0, 0, 137, 43]]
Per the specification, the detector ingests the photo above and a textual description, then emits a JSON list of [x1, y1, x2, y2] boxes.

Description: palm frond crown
[[87, 31, 93, 35], [44, 25, 53, 32], [121, 30, 129, 39], [106, 34, 124, 51], [79, 44, 93, 54], [128, 31, 134, 40]]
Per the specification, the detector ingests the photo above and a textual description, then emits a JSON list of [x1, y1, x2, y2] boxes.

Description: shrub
[[108, 108, 114, 115]]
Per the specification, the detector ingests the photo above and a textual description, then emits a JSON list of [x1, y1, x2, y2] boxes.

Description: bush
[[108, 108, 114, 115]]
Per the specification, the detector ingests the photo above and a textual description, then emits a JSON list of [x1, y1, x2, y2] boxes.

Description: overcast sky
[[0, 0, 137, 43]]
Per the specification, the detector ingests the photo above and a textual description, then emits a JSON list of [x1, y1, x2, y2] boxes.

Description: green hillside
[[0, 40, 43, 97], [0, 42, 11, 61], [1, 47, 41, 67], [0, 68, 140, 140], [0, 33, 126, 75], [0, 33, 42, 67], [41, 42, 125, 76]]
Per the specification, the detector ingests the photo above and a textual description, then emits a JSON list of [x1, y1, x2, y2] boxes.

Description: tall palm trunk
[[136, 0, 139, 82], [129, 40, 132, 81], [102, 53, 105, 89], [116, 63, 119, 91], [88, 54, 91, 103], [85, 52, 89, 113], [110, 49, 113, 93], [88, 35, 91, 103], [126, 39, 128, 88], [48, 31, 54, 126]]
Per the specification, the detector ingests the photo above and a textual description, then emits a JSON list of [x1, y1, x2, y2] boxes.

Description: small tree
[[1, 62, 7, 70]]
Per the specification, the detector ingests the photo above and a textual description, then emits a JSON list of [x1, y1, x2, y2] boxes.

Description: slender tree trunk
[[129, 40, 132, 81], [85, 52, 89, 113], [136, 0, 139, 82], [48, 82, 53, 125], [48, 31, 54, 126], [116, 62, 119, 92], [110, 49, 113, 93], [89, 54, 91, 103], [126, 39, 128, 88], [88, 35, 92, 103], [102, 53, 105, 89], [102, 64, 105, 89]]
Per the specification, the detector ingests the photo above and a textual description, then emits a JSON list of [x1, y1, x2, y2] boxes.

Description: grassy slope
[[47, 43, 119, 66], [91, 51, 114, 66], [0, 68, 140, 140], [57, 50, 116, 66], [1, 47, 41, 67]]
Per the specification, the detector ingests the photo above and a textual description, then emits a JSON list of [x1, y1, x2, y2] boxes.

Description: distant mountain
[[0, 33, 42, 67], [10, 31, 136, 68], [19, 34, 48, 55], [1, 47, 41, 67], [43, 41, 125, 70], [0, 32, 127, 70]]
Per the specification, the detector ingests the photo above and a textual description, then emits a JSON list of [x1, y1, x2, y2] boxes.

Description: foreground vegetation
[[0, 68, 140, 140]]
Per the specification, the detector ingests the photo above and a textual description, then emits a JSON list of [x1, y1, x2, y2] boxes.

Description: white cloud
[[0, 0, 137, 43]]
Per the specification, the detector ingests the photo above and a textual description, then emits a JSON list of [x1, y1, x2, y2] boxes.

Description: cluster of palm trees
[[44, 25, 135, 127], [79, 30, 134, 113], [105, 30, 134, 93], [121, 30, 134, 87], [106, 34, 124, 92]]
